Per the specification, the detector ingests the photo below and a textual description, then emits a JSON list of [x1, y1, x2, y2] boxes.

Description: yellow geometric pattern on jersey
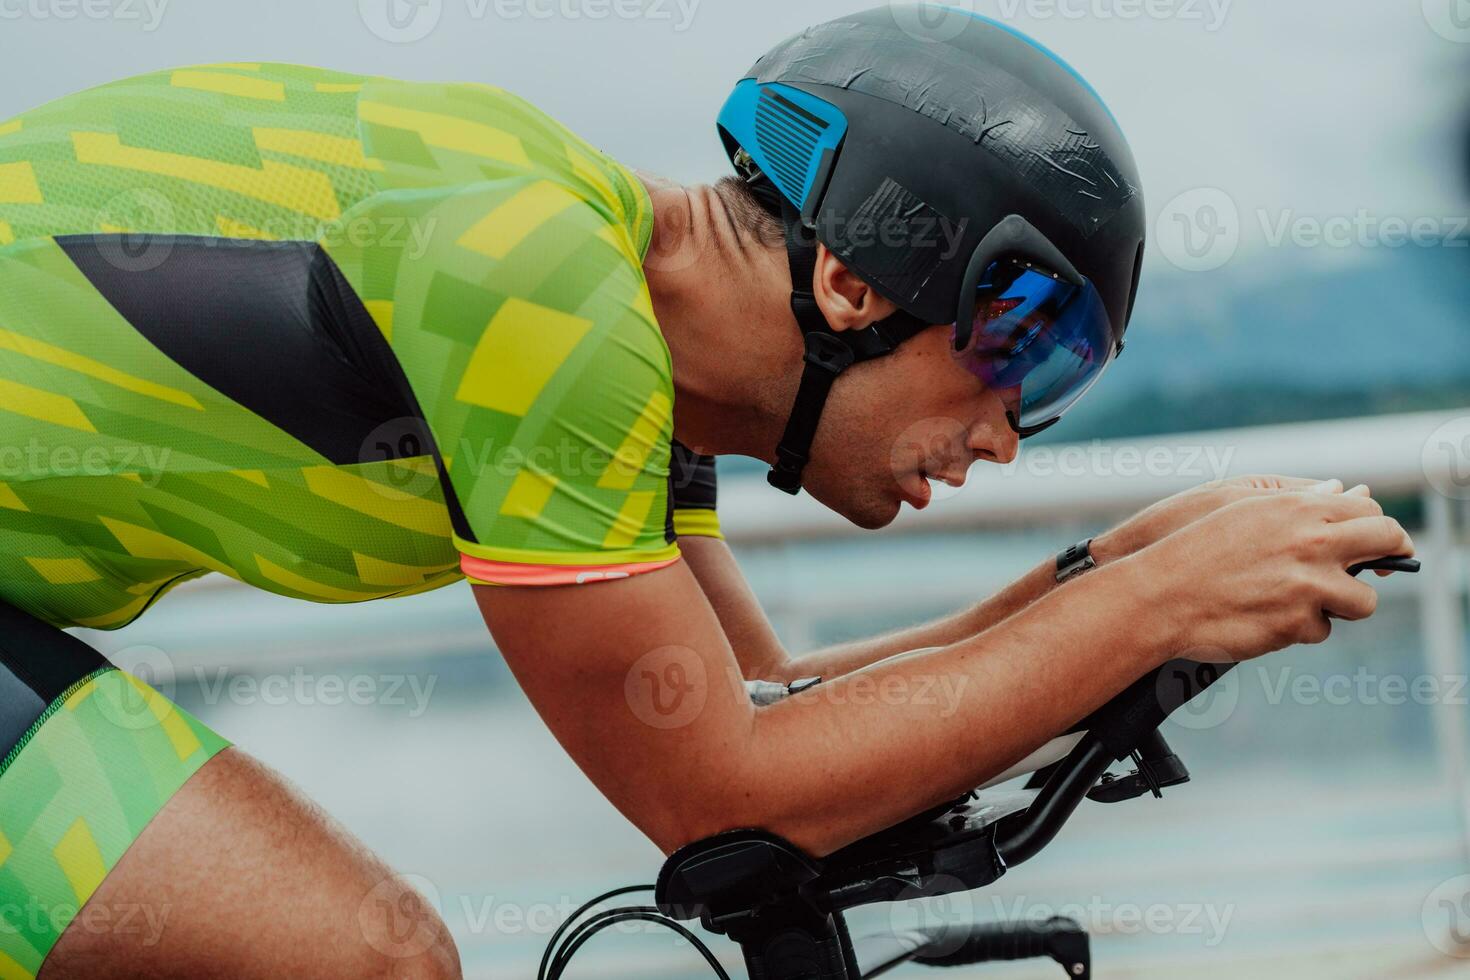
[[0, 63, 704, 627]]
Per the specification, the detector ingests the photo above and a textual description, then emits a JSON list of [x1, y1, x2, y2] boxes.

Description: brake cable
[[538, 884, 730, 980]]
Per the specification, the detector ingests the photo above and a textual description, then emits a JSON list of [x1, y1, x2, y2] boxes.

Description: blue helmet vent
[[754, 89, 826, 203], [718, 79, 848, 213]]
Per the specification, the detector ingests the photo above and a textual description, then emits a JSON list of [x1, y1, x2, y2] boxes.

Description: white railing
[[721, 409, 1470, 540]]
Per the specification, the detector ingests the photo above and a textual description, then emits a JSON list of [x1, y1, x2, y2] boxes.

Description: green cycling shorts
[[0, 601, 228, 977]]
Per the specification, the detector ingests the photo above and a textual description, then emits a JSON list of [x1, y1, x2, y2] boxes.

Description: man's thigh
[[0, 602, 458, 979], [42, 748, 461, 979]]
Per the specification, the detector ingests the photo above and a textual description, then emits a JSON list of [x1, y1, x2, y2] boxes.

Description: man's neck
[[637, 176, 796, 462]]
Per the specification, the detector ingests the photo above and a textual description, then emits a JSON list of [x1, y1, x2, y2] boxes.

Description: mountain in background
[[1045, 241, 1470, 442], [1043, 71, 1470, 444]]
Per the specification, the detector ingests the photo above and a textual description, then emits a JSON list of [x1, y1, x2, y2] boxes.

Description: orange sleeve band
[[460, 553, 680, 586]]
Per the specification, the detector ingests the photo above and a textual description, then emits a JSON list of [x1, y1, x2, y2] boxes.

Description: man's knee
[[353, 871, 463, 980]]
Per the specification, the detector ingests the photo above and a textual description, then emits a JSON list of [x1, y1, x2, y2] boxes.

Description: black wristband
[[1055, 537, 1097, 583]]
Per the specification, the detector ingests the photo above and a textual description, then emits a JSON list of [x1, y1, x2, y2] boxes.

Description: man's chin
[[828, 492, 901, 531], [801, 474, 902, 530], [849, 506, 898, 531]]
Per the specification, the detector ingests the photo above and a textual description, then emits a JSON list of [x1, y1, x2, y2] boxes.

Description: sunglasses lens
[[952, 262, 1115, 431]]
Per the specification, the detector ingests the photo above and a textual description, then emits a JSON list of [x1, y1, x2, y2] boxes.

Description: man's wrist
[[1104, 551, 1190, 666], [1089, 529, 1126, 566]]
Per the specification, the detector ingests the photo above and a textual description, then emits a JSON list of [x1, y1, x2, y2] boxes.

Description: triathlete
[[0, 7, 1411, 977]]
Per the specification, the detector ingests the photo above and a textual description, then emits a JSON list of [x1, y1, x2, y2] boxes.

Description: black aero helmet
[[717, 5, 1147, 493]]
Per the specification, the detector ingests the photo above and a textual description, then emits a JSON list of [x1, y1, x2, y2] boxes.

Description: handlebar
[[652, 655, 1238, 979]]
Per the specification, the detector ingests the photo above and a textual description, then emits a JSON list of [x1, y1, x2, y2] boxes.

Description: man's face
[[799, 325, 1020, 529]]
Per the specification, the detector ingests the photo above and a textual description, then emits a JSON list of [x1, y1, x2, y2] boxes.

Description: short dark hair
[[713, 176, 784, 250]]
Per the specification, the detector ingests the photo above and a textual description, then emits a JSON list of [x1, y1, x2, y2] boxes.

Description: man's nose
[[969, 389, 1020, 465], [985, 423, 1020, 466]]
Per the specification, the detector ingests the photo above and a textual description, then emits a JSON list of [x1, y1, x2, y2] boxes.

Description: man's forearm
[[683, 533, 1121, 689], [713, 550, 1173, 857], [778, 544, 1089, 682]]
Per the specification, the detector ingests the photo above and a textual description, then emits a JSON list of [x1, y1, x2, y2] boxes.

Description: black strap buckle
[[803, 331, 855, 374]]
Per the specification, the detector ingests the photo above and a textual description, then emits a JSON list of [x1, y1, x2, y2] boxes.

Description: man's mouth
[[902, 468, 966, 509]]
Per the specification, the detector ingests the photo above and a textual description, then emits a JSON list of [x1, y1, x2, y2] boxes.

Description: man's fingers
[[1329, 515, 1415, 564], [1321, 576, 1380, 622], [1251, 476, 1338, 492], [1211, 475, 1335, 492], [1297, 490, 1384, 521]]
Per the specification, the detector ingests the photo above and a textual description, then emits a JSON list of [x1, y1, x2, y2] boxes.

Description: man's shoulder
[[351, 77, 652, 259]]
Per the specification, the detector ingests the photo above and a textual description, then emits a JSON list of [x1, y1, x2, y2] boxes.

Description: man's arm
[[680, 535, 1067, 683], [682, 476, 1347, 685], [477, 491, 1400, 859], [475, 554, 1168, 858]]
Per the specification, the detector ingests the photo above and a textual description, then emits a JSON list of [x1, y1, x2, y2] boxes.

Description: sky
[[1, 0, 1467, 278]]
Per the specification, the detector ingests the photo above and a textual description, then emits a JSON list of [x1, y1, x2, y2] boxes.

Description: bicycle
[[539, 557, 1420, 979]]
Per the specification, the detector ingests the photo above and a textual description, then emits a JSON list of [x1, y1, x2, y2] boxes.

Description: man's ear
[[811, 242, 898, 332]]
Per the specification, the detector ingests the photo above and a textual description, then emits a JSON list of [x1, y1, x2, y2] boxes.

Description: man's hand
[[1137, 489, 1415, 662], [1094, 476, 1352, 564]]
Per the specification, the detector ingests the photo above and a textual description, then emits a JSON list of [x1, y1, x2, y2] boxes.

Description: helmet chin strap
[[758, 187, 928, 494]]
